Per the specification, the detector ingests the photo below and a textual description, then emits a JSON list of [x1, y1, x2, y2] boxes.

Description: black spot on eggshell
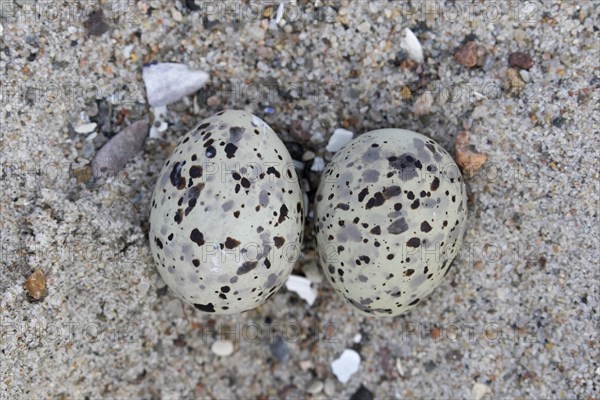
[[273, 236, 285, 248], [170, 162, 186, 190], [194, 303, 216, 313], [190, 229, 205, 246], [189, 165, 203, 178], [225, 237, 240, 249], [224, 143, 238, 158], [421, 221, 432, 232], [358, 188, 369, 202]]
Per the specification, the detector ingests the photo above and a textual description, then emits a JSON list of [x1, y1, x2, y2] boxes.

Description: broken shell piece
[[454, 130, 487, 177], [400, 28, 424, 64], [331, 349, 361, 383], [92, 120, 149, 179], [143, 63, 209, 107], [326, 128, 354, 152], [311, 156, 325, 172], [285, 275, 317, 305]]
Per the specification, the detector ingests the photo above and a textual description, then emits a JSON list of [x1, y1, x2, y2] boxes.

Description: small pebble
[[246, 25, 265, 41], [25, 269, 47, 300], [206, 95, 220, 107], [171, 8, 183, 22], [504, 68, 526, 95], [411, 92, 433, 116], [211, 340, 234, 357], [302, 151, 315, 162], [454, 130, 487, 177], [509, 51, 534, 70], [299, 360, 314, 371], [323, 379, 336, 396], [83, 9, 110, 36], [306, 380, 324, 394], [350, 384, 374, 400], [455, 41, 479, 68], [72, 165, 93, 184], [471, 382, 489, 400], [82, 141, 95, 159], [269, 335, 289, 362], [326, 128, 354, 152], [74, 122, 97, 134], [165, 298, 184, 318], [423, 360, 437, 372]]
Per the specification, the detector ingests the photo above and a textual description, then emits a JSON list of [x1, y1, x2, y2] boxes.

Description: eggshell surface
[[314, 129, 467, 317], [149, 110, 304, 314]]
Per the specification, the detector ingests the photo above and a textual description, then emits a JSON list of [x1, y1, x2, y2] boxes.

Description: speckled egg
[[149, 110, 304, 314], [314, 129, 467, 317]]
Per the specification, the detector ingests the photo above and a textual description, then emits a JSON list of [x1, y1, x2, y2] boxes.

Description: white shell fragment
[[143, 63, 209, 107], [285, 275, 317, 305], [331, 349, 361, 383], [271, 1, 285, 27], [396, 358, 405, 377], [311, 156, 325, 172], [92, 120, 149, 178], [400, 28, 424, 64], [211, 340, 234, 357], [326, 128, 354, 152]]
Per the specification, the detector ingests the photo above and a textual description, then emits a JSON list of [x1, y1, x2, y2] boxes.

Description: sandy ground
[[1, 0, 599, 398]]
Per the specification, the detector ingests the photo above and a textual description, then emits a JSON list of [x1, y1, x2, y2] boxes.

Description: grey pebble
[[306, 380, 324, 394], [269, 335, 289, 363], [423, 360, 437, 372], [350, 384, 374, 400], [324, 379, 336, 396]]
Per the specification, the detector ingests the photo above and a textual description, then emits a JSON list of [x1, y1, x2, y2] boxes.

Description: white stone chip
[[211, 340, 234, 357], [285, 275, 317, 305], [331, 349, 361, 383], [471, 382, 489, 400], [326, 128, 354, 152], [143, 63, 209, 107], [74, 122, 97, 134], [400, 28, 424, 64], [352, 333, 362, 343]]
